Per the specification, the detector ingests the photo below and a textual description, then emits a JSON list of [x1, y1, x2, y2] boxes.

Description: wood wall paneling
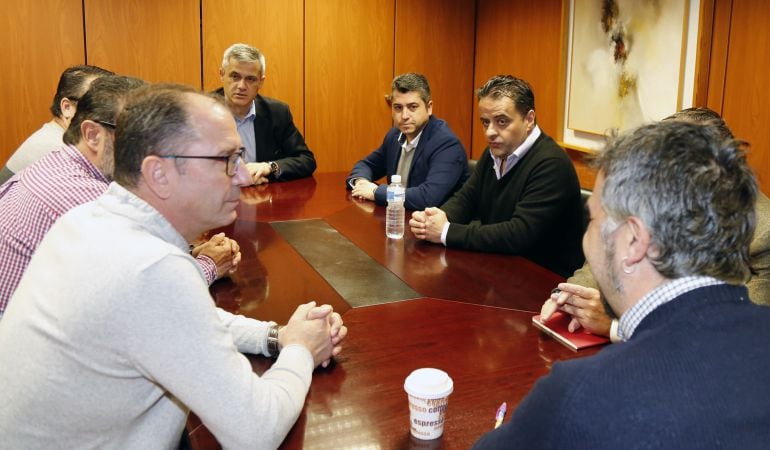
[[720, 0, 770, 192], [704, 0, 733, 111], [693, 0, 716, 107], [1, 0, 85, 167], [565, 147, 596, 190], [394, 0, 476, 156], [472, 0, 564, 158], [305, 0, 395, 174], [84, 0, 200, 87], [201, 0, 305, 133]]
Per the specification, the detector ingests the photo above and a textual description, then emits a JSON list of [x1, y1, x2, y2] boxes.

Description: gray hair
[[221, 43, 266, 75], [476, 75, 535, 117], [113, 84, 202, 188], [391, 73, 431, 104], [594, 120, 756, 283]]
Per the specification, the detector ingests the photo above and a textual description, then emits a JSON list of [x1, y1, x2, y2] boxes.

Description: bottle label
[[387, 187, 405, 203]]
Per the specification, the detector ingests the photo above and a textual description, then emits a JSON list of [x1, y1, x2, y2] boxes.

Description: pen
[[494, 402, 507, 429]]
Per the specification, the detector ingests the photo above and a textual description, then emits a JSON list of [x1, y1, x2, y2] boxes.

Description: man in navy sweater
[[472, 120, 770, 448]]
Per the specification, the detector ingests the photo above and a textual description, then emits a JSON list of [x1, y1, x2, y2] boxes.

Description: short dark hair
[[113, 84, 201, 188], [391, 73, 431, 104], [663, 107, 734, 141], [476, 75, 535, 117], [49, 65, 114, 118], [594, 120, 756, 283], [62, 75, 146, 146]]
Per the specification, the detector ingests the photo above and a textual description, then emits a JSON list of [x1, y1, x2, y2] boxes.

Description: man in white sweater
[[0, 84, 346, 449]]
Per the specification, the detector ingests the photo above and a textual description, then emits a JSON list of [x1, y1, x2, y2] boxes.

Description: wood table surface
[[188, 172, 599, 449]]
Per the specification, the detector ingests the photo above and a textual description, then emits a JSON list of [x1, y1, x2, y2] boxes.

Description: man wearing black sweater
[[473, 121, 770, 449], [409, 75, 583, 277]]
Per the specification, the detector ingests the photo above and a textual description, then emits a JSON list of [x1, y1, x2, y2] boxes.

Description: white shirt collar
[[398, 128, 424, 154], [493, 125, 541, 179]]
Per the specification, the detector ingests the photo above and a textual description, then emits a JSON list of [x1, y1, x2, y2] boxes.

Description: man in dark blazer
[[346, 73, 469, 211], [216, 43, 315, 185], [409, 75, 583, 277]]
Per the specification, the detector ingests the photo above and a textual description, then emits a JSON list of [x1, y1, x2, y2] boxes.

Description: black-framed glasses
[[160, 148, 244, 176], [95, 120, 116, 129]]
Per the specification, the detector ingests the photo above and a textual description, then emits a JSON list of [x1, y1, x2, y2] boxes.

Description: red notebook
[[532, 311, 610, 351]]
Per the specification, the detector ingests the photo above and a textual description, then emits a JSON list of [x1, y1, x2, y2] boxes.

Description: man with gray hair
[[410, 75, 584, 277], [473, 120, 770, 448], [0, 84, 346, 449], [215, 43, 316, 185], [540, 107, 770, 341], [346, 72, 469, 210]]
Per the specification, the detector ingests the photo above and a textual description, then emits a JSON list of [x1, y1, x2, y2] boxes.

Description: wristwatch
[[268, 161, 281, 177], [267, 325, 282, 357]]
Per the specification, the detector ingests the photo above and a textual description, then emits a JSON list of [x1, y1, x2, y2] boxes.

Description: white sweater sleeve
[[215, 307, 274, 357], [122, 255, 313, 449]]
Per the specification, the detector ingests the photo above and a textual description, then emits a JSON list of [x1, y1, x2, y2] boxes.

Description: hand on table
[[351, 179, 377, 201], [540, 283, 612, 337], [192, 232, 241, 279], [409, 207, 447, 243], [246, 162, 272, 185], [279, 302, 347, 368]]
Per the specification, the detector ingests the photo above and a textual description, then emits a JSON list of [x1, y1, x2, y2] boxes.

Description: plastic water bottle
[[386, 175, 406, 239]]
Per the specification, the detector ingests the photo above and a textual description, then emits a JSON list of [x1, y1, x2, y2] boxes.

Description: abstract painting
[[567, 0, 689, 135]]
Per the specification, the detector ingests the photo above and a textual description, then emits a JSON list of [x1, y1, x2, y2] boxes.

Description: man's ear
[[624, 216, 652, 265], [61, 97, 77, 121], [81, 121, 102, 156], [140, 156, 173, 200], [524, 109, 536, 132]]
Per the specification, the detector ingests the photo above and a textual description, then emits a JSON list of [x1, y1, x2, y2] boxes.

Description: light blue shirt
[[234, 101, 257, 163]]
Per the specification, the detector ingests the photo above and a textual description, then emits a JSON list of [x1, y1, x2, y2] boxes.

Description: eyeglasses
[[160, 148, 244, 177], [95, 120, 116, 129]]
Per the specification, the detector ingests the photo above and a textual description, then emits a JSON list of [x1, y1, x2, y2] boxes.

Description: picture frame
[[566, 0, 690, 136]]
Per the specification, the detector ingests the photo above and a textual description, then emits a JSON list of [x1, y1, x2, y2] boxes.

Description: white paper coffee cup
[[404, 368, 454, 440]]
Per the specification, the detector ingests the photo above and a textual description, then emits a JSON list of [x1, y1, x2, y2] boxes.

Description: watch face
[[270, 162, 279, 174]]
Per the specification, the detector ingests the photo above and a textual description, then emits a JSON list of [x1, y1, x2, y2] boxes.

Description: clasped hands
[[409, 207, 448, 243], [279, 301, 348, 368], [540, 283, 612, 337], [191, 232, 241, 280]]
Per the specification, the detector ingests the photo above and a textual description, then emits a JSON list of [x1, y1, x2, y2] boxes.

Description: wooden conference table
[[187, 172, 600, 449]]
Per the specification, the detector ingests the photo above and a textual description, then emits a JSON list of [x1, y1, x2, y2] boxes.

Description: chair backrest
[[468, 158, 478, 173]]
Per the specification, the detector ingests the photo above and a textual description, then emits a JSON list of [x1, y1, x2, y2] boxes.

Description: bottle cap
[[391, 175, 401, 184]]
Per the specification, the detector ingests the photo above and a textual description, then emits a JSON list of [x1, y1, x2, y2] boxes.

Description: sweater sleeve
[[122, 255, 313, 450], [747, 192, 770, 306], [440, 153, 486, 223], [567, 262, 600, 290]]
